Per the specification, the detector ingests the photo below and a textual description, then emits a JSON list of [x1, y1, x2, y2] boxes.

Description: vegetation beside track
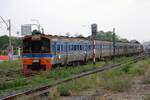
[[48, 58, 150, 99], [0, 59, 106, 95], [0, 56, 143, 97]]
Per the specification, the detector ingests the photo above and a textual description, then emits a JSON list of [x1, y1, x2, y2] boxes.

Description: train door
[[84, 43, 88, 62], [100, 43, 102, 59], [53, 42, 57, 55], [65, 42, 68, 65], [51, 41, 57, 64], [109, 43, 112, 57], [55, 42, 61, 64]]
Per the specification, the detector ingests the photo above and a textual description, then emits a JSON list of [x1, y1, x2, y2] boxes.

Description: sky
[[0, 0, 150, 42]]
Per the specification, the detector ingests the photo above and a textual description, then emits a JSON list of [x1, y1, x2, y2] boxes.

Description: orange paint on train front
[[22, 58, 53, 75]]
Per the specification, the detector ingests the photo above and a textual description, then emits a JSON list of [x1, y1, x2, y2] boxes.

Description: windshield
[[23, 38, 50, 53]]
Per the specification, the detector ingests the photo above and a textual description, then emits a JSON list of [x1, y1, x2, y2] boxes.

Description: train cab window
[[26, 37, 50, 53], [41, 39, 50, 53], [23, 39, 32, 53]]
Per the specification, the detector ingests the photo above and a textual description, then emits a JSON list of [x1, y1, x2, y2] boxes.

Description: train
[[22, 33, 143, 75]]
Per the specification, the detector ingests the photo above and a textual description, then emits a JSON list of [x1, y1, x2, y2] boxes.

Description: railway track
[[0, 54, 147, 100]]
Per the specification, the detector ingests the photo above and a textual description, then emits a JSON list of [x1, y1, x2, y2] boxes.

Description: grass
[[0, 60, 25, 83], [51, 58, 150, 99], [144, 94, 150, 100], [0, 60, 21, 71], [56, 68, 132, 96], [143, 78, 150, 84], [98, 69, 131, 91], [0, 56, 149, 97], [0, 79, 28, 90], [0, 59, 106, 95]]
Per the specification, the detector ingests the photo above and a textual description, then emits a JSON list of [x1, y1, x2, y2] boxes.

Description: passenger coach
[[22, 33, 143, 75]]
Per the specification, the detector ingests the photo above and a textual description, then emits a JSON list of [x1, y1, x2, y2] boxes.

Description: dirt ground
[[61, 77, 150, 100]]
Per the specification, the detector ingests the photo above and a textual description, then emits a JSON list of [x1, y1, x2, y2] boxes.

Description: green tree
[[0, 35, 9, 50], [95, 30, 120, 41], [0, 35, 21, 55]]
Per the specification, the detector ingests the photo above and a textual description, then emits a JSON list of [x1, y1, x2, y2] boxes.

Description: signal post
[[91, 24, 97, 65]]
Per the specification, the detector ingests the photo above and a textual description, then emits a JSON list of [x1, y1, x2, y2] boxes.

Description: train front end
[[22, 34, 52, 75]]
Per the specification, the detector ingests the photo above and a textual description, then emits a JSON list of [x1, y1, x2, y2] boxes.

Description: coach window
[[52, 44, 55, 52], [77, 45, 79, 51], [61, 44, 63, 52], [71, 45, 73, 51], [57, 44, 60, 52], [74, 45, 76, 51], [80, 45, 82, 50], [89, 45, 91, 50]]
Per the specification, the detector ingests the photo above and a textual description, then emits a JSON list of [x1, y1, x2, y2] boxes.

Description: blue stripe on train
[[22, 54, 54, 58]]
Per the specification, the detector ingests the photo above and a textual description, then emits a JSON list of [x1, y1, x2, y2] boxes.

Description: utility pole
[[113, 28, 116, 58], [8, 19, 11, 47], [0, 16, 12, 60], [0, 17, 11, 47]]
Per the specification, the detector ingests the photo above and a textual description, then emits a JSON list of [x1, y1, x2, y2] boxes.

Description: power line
[[0, 16, 9, 28], [0, 21, 9, 25]]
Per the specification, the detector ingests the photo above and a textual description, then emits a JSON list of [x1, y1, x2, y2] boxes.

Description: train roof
[[23, 34, 141, 45]]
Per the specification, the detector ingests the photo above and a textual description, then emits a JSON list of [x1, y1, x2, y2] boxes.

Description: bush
[[101, 76, 131, 91], [128, 66, 144, 75], [99, 70, 131, 92], [58, 84, 71, 96], [143, 78, 150, 84], [144, 95, 150, 100], [0, 79, 28, 90], [121, 64, 132, 73]]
